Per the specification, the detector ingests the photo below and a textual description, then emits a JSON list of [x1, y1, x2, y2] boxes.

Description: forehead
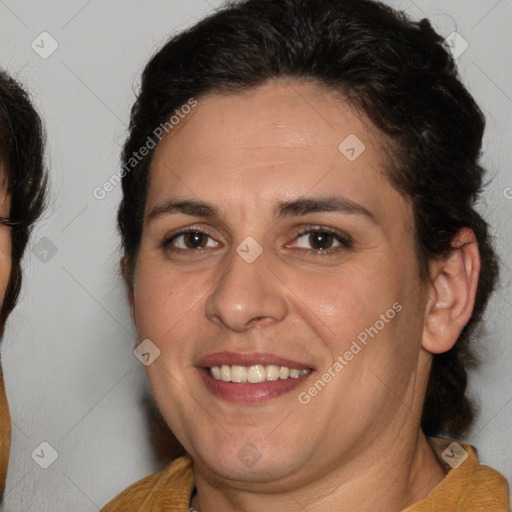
[[154, 81, 376, 164], [147, 80, 411, 229]]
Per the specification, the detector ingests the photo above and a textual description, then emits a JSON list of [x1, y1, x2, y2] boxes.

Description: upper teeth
[[210, 365, 310, 383]]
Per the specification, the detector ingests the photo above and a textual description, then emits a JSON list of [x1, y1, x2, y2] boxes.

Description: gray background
[[0, 0, 510, 510]]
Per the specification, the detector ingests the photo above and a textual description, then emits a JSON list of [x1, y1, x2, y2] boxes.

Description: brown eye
[[164, 229, 220, 252], [182, 231, 208, 249], [291, 227, 352, 254], [307, 231, 335, 250]]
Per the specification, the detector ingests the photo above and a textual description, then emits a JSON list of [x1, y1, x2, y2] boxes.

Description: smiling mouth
[[209, 364, 311, 383], [197, 352, 314, 402]]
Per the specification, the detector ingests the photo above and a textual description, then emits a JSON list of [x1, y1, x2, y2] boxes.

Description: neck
[[191, 431, 445, 512]]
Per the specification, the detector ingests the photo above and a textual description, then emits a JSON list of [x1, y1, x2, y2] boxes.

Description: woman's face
[[0, 169, 11, 304], [131, 81, 431, 487]]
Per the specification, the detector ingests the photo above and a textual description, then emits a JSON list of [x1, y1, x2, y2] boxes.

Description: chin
[[188, 433, 310, 485]]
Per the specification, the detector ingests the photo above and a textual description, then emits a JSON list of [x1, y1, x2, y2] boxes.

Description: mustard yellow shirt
[[102, 438, 509, 511]]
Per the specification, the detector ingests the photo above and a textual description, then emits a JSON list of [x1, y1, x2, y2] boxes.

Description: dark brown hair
[[0, 70, 47, 336], [118, 0, 498, 438]]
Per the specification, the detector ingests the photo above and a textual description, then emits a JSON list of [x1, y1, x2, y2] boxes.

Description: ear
[[422, 228, 480, 354], [121, 256, 136, 322]]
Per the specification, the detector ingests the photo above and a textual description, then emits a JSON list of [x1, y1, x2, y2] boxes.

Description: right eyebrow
[[147, 200, 220, 222]]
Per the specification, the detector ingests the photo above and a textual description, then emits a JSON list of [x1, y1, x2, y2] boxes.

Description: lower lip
[[198, 368, 313, 403]]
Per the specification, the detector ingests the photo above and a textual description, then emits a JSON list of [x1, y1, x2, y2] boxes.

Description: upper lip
[[196, 351, 313, 370]]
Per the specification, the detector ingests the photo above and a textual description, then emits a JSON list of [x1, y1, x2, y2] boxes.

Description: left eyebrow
[[276, 196, 377, 224], [146, 195, 376, 224]]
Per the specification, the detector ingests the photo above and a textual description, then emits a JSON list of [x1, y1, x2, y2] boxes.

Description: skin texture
[[128, 81, 480, 511], [0, 169, 11, 303]]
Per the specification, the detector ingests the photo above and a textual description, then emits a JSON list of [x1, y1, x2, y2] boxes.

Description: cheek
[[132, 256, 206, 343], [300, 254, 422, 363], [292, 261, 396, 330], [0, 228, 12, 303]]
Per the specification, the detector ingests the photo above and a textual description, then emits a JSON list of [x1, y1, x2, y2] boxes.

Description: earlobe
[[422, 228, 480, 354]]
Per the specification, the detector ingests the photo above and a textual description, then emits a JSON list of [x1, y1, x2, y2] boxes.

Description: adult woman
[[0, 69, 47, 499], [103, 0, 509, 510]]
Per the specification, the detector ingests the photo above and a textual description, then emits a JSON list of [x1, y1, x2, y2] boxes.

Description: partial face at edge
[[129, 81, 432, 487], [0, 164, 11, 306]]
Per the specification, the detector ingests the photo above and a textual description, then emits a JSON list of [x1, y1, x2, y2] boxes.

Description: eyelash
[[162, 225, 352, 256]]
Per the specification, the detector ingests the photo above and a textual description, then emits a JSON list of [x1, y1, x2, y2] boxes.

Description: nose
[[204, 245, 288, 332]]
